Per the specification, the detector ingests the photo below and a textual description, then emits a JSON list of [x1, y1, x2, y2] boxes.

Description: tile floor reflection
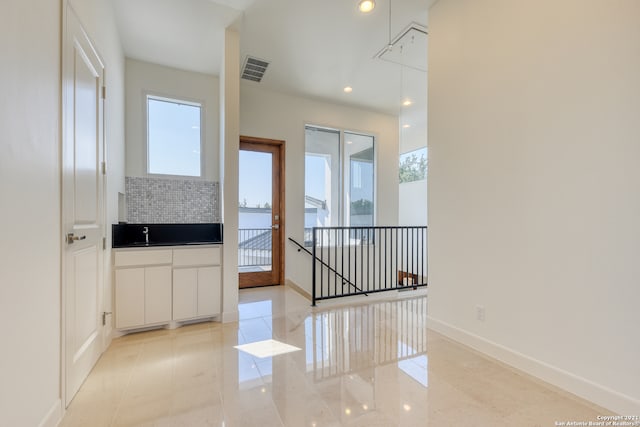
[[59, 286, 609, 427]]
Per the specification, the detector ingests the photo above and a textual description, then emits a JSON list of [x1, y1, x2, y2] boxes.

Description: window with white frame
[[304, 125, 375, 235], [147, 95, 203, 177]]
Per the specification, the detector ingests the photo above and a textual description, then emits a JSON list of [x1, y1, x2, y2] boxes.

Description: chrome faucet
[[143, 226, 149, 244]]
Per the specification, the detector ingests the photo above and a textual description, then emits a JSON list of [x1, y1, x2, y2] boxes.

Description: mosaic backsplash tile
[[126, 176, 220, 224]]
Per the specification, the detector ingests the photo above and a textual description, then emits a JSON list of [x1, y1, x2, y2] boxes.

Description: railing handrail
[[311, 225, 427, 230], [288, 237, 366, 296], [288, 236, 310, 254]]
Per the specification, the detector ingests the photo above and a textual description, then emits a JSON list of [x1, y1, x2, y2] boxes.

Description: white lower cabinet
[[115, 266, 171, 329], [173, 266, 221, 321], [115, 268, 144, 328], [114, 246, 222, 331], [144, 266, 172, 324], [172, 268, 197, 321], [197, 266, 221, 317]]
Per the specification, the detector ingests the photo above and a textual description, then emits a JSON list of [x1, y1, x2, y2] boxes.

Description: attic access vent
[[241, 56, 270, 82]]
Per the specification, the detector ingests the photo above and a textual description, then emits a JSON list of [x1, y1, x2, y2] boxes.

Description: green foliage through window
[[399, 147, 427, 184], [351, 199, 373, 215]]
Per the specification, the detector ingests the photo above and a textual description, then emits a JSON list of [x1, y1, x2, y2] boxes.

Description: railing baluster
[[354, 229, 358, 292], [383, 228, 387, 289], [333, 228, 344, 295], [421, 227, 425, 285], [411, 227, 415, 285], [360, 228, 364, 292], [395, 228, 398, 287], [376, 228, 380, 292], [348, 229, 351, 294], [321, 229, 324, 299], [312, 227, 317, 306], [367, 227, 370, 292], [341, 229, 344, 295]]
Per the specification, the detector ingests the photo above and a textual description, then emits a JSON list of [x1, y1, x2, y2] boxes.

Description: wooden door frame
[[239, 135, 285, 287]]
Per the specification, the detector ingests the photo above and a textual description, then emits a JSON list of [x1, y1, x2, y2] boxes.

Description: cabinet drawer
[[172, 247, 221, 267], [114, 249, 173, 267]]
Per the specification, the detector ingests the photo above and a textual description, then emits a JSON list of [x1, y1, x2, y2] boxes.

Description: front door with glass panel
[[238, 138, 283, 288]]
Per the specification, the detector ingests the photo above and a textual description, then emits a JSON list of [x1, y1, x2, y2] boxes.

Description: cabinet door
[[197, 266, 221, 317], [145, 266, 172, 324], [173, 268, 197, 320], [115, 268, 145, 328]]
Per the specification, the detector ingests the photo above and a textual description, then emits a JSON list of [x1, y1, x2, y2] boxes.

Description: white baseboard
[[427, 316, 640, 415], [38, 399, 61, 427], [284, 279, 311, 300]]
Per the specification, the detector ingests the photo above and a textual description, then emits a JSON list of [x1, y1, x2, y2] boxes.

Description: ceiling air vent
[[241, 56, 269, 82]]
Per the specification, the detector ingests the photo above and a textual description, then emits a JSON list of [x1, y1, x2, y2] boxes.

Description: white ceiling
[[114, 0, 433, 118]]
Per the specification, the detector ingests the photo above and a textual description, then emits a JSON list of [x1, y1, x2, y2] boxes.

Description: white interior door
[[62, 6, 106, 407]]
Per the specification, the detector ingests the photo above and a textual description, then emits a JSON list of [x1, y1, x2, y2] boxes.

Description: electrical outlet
[[476, 305, 485, 322]]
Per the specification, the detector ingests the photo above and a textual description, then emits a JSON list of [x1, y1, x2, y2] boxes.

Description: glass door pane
[[239, 150, 273, 273]]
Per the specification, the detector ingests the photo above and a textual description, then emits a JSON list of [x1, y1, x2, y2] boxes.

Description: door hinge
[[102, 311, 112, 326], [101, 86, 106, 99], [101, 161, 106, 175], [102, 237, 107, 250]]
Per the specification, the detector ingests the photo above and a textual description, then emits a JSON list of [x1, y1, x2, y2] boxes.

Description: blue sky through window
[[239, 150, 272, 207], [305, 154, 327, 202], [147, 97, 201, 177]]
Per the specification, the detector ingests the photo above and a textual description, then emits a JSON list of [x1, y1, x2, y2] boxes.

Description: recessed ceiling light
[[403, 124, 411, 128], [343, 86, 353, 93], [346, 140, 353, 144], [403, 403, 412, 411], [345, 408, 352, 415], [358, 0, 375, 13], [402, 99, 412, 106]]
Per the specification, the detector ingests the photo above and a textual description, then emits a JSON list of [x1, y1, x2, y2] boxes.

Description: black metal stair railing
[[238, 228, 272, 268], [290, 226, 427, 305], [288, 237, 366, 295]]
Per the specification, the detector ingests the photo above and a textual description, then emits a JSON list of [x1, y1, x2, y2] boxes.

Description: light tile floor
[[59, 286, 610, 427]]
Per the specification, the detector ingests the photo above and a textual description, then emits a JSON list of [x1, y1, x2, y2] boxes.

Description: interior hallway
[[59, 287, 607, 426]]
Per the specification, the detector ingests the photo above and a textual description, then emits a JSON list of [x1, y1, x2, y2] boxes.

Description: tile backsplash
[[126, 176, 220, 223]]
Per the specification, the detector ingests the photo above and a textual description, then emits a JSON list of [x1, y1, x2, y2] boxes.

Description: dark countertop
[[112, 223, 223, 248]]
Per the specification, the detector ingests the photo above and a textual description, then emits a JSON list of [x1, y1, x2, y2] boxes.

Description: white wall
[[0, 1, 124, 426], [220, 29, 240, 322], [399, 180, 427, 226], [0, 2, 61, 426], [240, 84, 399, 293], [125, 59, 220, 180], [428, 0, 640, 414]]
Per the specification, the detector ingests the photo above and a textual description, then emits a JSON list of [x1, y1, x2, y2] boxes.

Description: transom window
[[147, 95, 203, 177]]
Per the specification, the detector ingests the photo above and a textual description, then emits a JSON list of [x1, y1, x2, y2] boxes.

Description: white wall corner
[[427, 316, 640, 415]]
